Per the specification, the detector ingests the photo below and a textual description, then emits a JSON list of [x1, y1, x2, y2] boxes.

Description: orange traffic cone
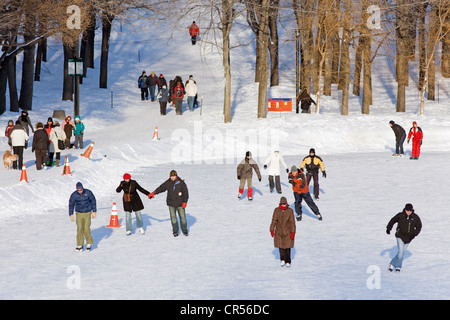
[[20, 164, 28, 183], [62, 155, 72, 175], [81, 142, 95, 159], [152, 126, 159, 141], [106, 202, 121, 228]]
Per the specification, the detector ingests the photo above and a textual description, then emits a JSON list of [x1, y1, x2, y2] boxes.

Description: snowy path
[[1, 152, 449, 300]]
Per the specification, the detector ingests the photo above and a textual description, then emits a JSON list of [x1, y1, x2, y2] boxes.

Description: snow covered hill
[[1, 15, 450, 300]]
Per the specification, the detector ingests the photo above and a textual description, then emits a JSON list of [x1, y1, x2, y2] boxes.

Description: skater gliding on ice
[[237, 151, 262, 201], [289, 166, 322, 221], [300, 148, 326, 200], [270, 196, 296, 267], [407, 121, 423, 160], [389, 120, 406, 157], [263, 149, 288, 194], [386, 203, 422, 273]]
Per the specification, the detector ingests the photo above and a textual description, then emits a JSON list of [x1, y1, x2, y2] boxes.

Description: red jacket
[[189, 24, 199, 36], [173, 84, 185, 99], [407, 126, 423, 142]]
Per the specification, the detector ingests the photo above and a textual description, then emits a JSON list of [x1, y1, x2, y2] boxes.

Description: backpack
[[175, 86, 183, 98]]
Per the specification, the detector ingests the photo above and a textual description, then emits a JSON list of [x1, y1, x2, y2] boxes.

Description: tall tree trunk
[[18, 35, 36, 110], [427, 4, 438, 101], [257, 0, 270, 118], [62, 43, 74, 101], [418, 3, 427, 88], [100, 13, 114, 89], [268, 0, 279, 87], [0, 61, 7, 115], [7, 55, 19, 112], [222, 0, 233, 123], [340, 0, 351, 115], [34, 38, 45, 81]]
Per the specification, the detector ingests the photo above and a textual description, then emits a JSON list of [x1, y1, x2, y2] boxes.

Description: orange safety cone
[[81, 142, 95, 159], [106, 202, 122, 228], [62, 155, 72, 175], [152, 126, 159, 141], [20, 164, 28, 183]]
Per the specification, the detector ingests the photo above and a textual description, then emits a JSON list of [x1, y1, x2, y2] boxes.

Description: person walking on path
[[389, 120, 406, 157], [147, 71, 160, 102], [173, 80, 185, 115], [300, 148, 326, 200], [9, 120, 28, 170], [237, 151, 262, 201], [263, 149, 288, 194], [138, 71, 149, 101], [158, 85, 169, 115], [48, 121, 66, 167], [149, 170, 189, 237], [73, 115, 85, 149], [189, 21, 200, 45], [62, 115, 75, 149], [386, 203, 422, 273], [270, 196, 296, 267], [116, 173, 151, 235], [185, 75, 198, 111], [69, 182, 97, 252], [31, 122, 49, 170], [407, 121, 423, 160], [288, 165, 322, 221], [17, 110, 34, 136]]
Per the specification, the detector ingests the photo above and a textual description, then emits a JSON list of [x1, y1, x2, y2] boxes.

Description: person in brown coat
[[236, 151, 261, 201], [270, 196, 296, 267]]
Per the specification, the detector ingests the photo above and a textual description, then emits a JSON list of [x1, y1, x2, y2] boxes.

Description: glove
[[420, 140, 422, 145], [148, 192, 155, 199], [270, 230, 274, 237], [237, 176, 241, 180], [322, 171, 327, 178], [290, 232, 295, 240], [386, 229, 390, 235], [264, 165, 267, 169], [286, 168, 289, 173], [258, 178, 261, 182], [407, 139, 410, 144], [182, 202, 187, 209]]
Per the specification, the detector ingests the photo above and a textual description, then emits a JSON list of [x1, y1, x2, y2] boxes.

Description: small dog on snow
[[3, 150, 18, 170]]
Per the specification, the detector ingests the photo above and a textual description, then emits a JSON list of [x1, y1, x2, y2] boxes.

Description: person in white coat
[[263, 149, 288, 194], [9, 121, 29, 170], [185, 75, 198, 111], [48, 121, 66, 167]]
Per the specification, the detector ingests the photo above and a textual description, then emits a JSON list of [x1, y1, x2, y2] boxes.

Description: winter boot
[[238, 188, 244, 199], [247, 188, 253, 201]]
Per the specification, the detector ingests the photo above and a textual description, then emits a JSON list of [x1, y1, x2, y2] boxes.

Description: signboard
[[267, 98, 292, 112], [68, 58, 83, 76]]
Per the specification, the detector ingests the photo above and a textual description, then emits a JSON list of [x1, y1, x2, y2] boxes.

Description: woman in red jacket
[[189, 21, 199, 45], [407, 121, 423, 160]]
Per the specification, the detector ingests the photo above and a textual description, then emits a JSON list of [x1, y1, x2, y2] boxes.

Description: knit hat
[[309, 148, 315, 154], [246, 151, 252, 157], [412, 121, 417, 125], [76, 182, 83, 190], [389, 120, 395, 125], [47, 117, 53, 122], [123, 173, 131, 180], [160, 73, 163, 77], [280, 196, 287, 204], [404, 203, 414, 212], [8, 120, 13, 125], [170, 170, 177, 177], [291, 165, 298, 172]]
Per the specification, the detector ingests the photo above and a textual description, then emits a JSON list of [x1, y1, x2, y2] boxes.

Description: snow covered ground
[[1, 14, 450, 300]]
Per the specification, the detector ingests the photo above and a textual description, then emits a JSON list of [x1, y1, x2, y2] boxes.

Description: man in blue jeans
[[149, 170, 189, 237], [386, 203, 422, 273]]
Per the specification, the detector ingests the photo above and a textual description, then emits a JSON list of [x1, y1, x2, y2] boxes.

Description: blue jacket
[[69, 189, 97, 216]]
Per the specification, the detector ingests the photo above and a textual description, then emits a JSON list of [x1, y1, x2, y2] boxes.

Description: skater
[[407, 121, 423, 160], [147, 71, 160, 102], [389, 120, 406, 157], [31, 122, 49, 170], [48, 121, 66, 167], [62, 115, 74, 149], [237, 151, 262, 201], [173, 80, 185, 115], [69, 182, 97, 252], [296, 88, 316, 114], [116, 173, 151, 235], [158, 85, 169, 115], [138, 71, 149, 101], [185, 75, 198, 111], [289, 166, 322, 221], [9, 120, 28, 170], [386, 203, 422, 273], [73, 115, 85, 149], [189, 21, 200, 45], [300, 148, 326, 200], [149, 170, 189, 237], [270, 196, 296, 267], [263, 149, 288, 194], [17, 110, 34, 136]]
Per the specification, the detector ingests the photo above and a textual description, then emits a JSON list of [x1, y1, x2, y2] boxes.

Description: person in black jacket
[[31, 122, 49, 170], [149, 170, 189, 237], [386, 203, 422, 273], [116, 173, 151, 235], [389, 120, 406, 157]]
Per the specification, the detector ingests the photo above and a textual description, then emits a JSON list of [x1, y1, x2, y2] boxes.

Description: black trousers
[[279, 248, 291, 264], [141, 87, 149, 100], [12, 146, 24, 169], [159, 101, 167, 115], [306, 172, 320, 199], [269, 175, 281, 193]]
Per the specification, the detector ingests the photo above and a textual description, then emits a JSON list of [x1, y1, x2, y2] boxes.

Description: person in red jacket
[[189, 21, 199, 45], [173, 81, 185, 115], [407, 121, 423, 160]]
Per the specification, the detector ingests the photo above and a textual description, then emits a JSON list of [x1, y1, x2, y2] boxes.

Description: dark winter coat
[[237, 158, 261, 180], [158, 87, 169, 103], [158, 76, 167, 89], [390, 122, 406, 142], [138, 75, 148, 88], [69, 189, 97, 216], [154, 177, 189, 208], [270, 205, 296, 249], [31, 128, 49, 152], [17, 114, 34, 135], [147, 75, 160, 87], [297, 89, 316, 111], [116, 179, 150, 212], [386, 211, 422, 244]]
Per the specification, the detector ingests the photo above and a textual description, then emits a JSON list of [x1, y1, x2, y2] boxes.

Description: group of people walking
[[138, 72, 199, 115], [4, 110, 85, 170]]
